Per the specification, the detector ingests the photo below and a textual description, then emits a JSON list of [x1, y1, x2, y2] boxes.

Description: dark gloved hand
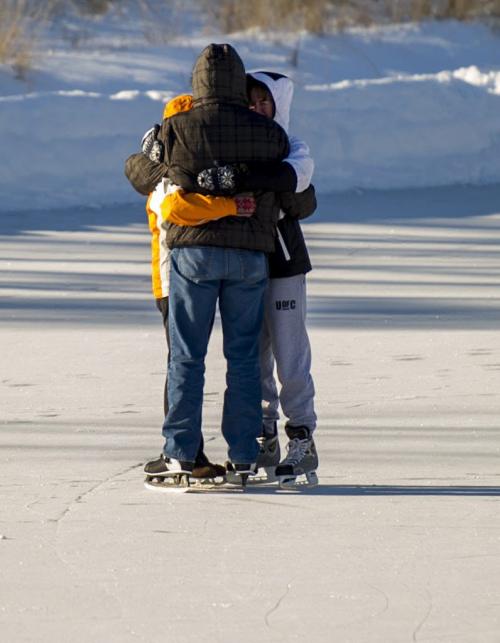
[[141, 124, 164, 163], [197, 163, 248, 194]]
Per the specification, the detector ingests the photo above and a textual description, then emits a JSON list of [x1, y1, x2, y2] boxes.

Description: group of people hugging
[[126, 43, 318, 489]]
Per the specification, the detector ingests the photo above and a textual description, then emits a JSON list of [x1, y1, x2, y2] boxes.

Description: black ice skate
[[144, 454, 194, 491], [190, 461, 227, 488], [275, 426, 319, 489], [255, 422, 280, 482]]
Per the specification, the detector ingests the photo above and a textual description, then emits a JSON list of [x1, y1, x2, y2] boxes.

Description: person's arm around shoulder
[[125, 152, 168, 196], [241, 135, 313, 194], [279, 183, 317, 221], [160, 185, 255, 226], [193, 136, 314, 196]]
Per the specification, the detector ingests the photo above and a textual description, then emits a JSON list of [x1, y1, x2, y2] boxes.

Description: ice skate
[[144, 454, 194, 491], [225, 462, 258, 489], [254, 423, 280, 482], [275, 426, 318, 489], [190, 461, 227, 489]]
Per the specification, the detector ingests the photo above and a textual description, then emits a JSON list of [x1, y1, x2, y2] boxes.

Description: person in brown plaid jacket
[[136, 43, 291, 486]]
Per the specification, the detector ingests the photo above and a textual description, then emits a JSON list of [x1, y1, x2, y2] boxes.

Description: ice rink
[[1, 186, 499, 642]]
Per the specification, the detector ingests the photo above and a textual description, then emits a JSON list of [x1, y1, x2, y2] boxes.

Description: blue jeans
[[162, 246, 268, 464]]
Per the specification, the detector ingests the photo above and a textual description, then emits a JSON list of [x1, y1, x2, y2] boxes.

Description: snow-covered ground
[[1, 7, 500, 642], [1, 14, 500, 209]]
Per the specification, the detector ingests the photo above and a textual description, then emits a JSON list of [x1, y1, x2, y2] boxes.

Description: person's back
[[159, 43, 289, 253], [144, 43, 290, 487]]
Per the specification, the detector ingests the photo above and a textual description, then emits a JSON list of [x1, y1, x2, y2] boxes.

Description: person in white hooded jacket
[[246, 72, 318, 487], [191, 71, 318, 487]]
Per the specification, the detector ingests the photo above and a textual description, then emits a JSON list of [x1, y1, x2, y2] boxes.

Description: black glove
[[141, 124, 164, 163], [197, 163, 248, 195]]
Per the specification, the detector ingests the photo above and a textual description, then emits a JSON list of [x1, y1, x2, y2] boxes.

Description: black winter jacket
[[160, 44, 289, 253], [271, 187, 315, 278], [125, 149, 316, 277]]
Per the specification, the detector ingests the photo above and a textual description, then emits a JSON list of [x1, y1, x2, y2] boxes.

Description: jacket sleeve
[[164, 165, 200, 194], [286, 136, 314, 192], [168, 141, 313, 196], [166, 161, 298, 195], [124, 153, 168, 196], [239, 161, 297, 193], [160, 189, 237, 226], [240, 136, 313, 193], [279, 184, 317, 221]]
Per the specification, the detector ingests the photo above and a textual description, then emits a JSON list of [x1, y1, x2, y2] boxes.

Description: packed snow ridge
[[0, 20, 499, 210], [307, 65, 500, 93]]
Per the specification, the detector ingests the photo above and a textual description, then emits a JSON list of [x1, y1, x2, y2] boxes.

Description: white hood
[[248, 70, 313, 194], [247, 71, 293, 132]]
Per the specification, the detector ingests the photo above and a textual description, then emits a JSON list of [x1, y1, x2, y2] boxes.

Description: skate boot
[[191, 460, 226, 487], [225, 462, 258, 489], [144, 454, 194, 489], [275, 426, 318, 489], [255, 422, 280, 481]]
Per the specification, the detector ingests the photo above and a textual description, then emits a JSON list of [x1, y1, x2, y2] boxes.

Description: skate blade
[[145, 473, 247, 494], [144, 474, 190, 493], [279, 471, 319, 490], [189, 477, 226, 490], [145, 479, 243, 493], [246, 470, 278, 485], [225, 470, 256, 487], [184, 484, 245, 493], [144, 480, 190, 493]]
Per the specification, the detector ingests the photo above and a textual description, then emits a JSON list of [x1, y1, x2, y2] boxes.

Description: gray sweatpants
[[260, 274, 317, 434]]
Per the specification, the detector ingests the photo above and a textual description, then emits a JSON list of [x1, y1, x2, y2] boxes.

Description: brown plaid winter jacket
[[157, 43, 290, 253]]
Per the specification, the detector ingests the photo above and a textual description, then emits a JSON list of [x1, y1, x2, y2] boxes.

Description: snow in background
[[0, 9, 500, 210]]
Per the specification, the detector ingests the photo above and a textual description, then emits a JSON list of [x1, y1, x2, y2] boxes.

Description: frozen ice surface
[[1, 9, 500, 639], [1, 186, 499, 642]]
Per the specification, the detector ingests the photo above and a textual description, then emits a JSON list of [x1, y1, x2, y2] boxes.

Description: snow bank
[[0, 90, 168, 210], [296, 65, 500, 191], [0, 20, 499, 210]]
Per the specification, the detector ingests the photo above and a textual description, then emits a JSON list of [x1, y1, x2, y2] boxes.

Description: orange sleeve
[[146, 194, 164, 298], [160, 190, 237, 226]]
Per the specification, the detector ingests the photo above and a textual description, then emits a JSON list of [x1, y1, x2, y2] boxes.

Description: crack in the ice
[[54, 462, 143, 524], [412, 588, 433, 642], [48, 463, 145, 596], [264, 581, 292, 628]]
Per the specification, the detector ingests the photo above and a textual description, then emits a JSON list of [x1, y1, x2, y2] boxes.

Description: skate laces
[[283, 437, 309, 466]]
